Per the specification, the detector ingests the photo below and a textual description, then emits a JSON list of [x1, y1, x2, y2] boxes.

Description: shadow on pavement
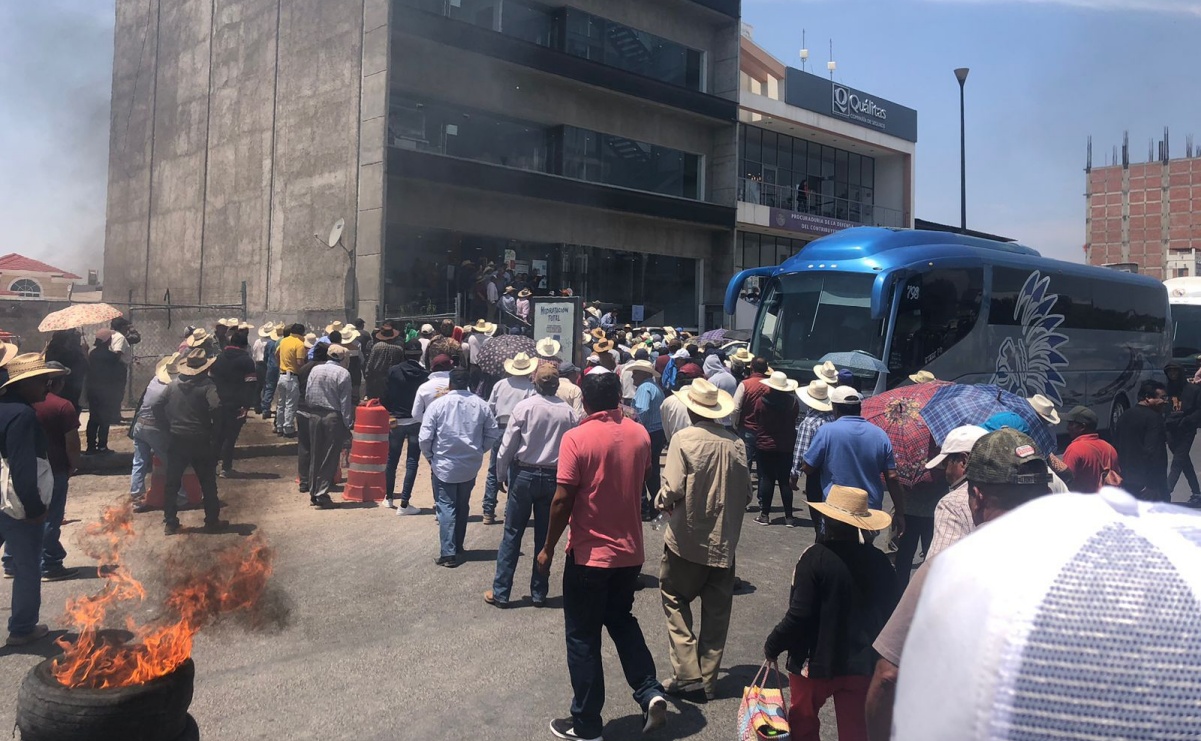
[[223, 471, 280, 481], [187, 523, 258, 536], [0, 630, 69, 660], [713, 663, 765, 702], [459, 549, 499, 563]]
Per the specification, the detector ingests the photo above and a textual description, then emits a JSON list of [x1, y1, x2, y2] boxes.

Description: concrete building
[[0, 254, 82, 301], [1086, 136, 1201, 280], [734, 29, 916, 276], [102, 0, 741, 328]]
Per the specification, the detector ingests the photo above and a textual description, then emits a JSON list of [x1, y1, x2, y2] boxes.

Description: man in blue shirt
[[802, 386, 906, 538], [420, 369, 500, 568], [0, 353, 65, 646], [630, 360, 665, 521]]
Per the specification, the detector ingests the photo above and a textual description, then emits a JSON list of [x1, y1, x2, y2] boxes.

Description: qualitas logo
[[832, 84, 888, 122]]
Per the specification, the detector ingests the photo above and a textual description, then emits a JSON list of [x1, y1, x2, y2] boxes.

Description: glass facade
[[395, 0, 705, 91], [383, 226, 697, 326], [389, 95, 703, 200], [740, 124, 877, 223], [736, 231, 808, 270]]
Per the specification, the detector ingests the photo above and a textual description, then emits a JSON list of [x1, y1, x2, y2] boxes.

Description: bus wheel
[[1110, 396, 1129, 430]]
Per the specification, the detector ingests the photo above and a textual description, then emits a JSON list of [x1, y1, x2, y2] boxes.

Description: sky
[[0, 0, 1198, 275]]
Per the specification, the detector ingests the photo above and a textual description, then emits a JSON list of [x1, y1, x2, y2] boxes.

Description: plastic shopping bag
[[737, 661, 790, 740]]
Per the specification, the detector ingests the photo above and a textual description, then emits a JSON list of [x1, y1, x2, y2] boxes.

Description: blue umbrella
[[820, 350, 889, 374], [920, 383, 1056, 455]]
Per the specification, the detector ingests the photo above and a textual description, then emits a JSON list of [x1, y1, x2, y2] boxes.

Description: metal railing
[[739, 178, 904, 229]]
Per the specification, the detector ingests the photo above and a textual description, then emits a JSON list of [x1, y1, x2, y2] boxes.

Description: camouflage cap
[[966, 427, 1052, 486]]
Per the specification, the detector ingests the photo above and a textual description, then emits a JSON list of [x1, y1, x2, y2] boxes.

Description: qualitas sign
[[783, 69, 918, 143], [832, 84, 887, 129]]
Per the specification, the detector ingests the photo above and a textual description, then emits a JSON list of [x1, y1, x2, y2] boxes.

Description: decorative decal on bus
[[992, 271, 1070, 405]]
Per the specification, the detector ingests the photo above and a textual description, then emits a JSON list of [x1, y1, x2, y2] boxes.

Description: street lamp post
[[954, 68, 970, 232]]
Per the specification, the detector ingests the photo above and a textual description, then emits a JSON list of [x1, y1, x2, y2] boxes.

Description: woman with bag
[[761, 485, 900, 741]]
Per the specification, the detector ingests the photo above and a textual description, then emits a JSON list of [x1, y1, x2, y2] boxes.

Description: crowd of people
[[1, 309, 1198, 741]]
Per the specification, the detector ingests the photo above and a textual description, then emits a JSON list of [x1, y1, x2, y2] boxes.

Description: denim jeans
[[433, 477, 474, 559], [643, 428, 666, 515], [563, 556, 664, 739], [491, 466, 555, 603], [741, 429, 758, 478], [386, 423, 421, 502], [275, 373, 300, 434], [131, 422, 186, 504], [261, 366, 279, 414], [482, 426, 506, 517], [0, 512, 44, 636]]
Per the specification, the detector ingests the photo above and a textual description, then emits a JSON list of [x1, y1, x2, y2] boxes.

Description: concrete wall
[[355, 0, 391, 323], [104, 0, 366, 318]]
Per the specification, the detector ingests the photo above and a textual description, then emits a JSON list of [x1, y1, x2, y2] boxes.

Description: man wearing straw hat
[[790, 380, 834, 522], [764, 485, 898, 741], [627, 358, 665, 521], [153, 349, 224, 535], [259, 322, 285, 419], [300, 343, 354, 510], [128, 354, 186, 513], [484, 352, 538, 525], [655, 378, 750, 700], [0, 350, 65, 646], [211, 329, 258, 478], [752, 372, 801, 527], [365, 321, 407, 401], [275, 324, 308, 438], [252, 322, 274, 415]]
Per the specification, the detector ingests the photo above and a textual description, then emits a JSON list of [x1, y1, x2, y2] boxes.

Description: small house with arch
[[0, 254, 81, 300]]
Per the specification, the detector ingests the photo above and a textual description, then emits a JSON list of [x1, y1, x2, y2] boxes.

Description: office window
[[562, 126, 701, 199], [562, 9, 704, 91]]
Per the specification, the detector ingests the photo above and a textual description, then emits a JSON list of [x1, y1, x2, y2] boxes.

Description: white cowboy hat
[[762, 371, 799, 393], [624, 359, 660, 378], [257, 322, 277, 338], [185, 328, 210, 348], [472, 319, 496, 336], [155, 353, 180, 384], [729, 347, 754, 364], [1027, 394, 1061, 425], [518, 288, 532, 298], [2, 353, 67, 388], [176, 348, 216, 377], [327, 344, 349, 362], [674, 378, 735, 420], [304, 333, 318, 349], [536, 337, 561, 358], [809, 485, 892, 531], [340, 327, 361, 343], [503, 352, 539, 376], [585, 306, 601, 319], [237, 321, 254, 332], [797, 379, 833, 412], [908, 370, 937, 384], [325, 320, 347, 336], [813, 361, 839, 385]]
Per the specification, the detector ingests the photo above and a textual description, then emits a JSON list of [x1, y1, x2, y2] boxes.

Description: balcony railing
[[739, 178, 904, 229]]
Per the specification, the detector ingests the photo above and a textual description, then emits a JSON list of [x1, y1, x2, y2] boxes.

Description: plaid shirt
[[305, 361, 354, 431], [792, 408, 834, 475]]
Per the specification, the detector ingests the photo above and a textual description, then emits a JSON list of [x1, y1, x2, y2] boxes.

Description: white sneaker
[[383, 498, 396, 509], [643, 695, 667, 732], [396, 504, 420, 516]]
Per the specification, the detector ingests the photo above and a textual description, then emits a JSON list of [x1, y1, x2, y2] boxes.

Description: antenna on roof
[[1085, 136, 1092, 173], [827, 39, 836, 81], [799, 29, 808, 72]]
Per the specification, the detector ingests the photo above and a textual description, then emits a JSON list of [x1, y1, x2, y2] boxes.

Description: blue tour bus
[[724, 227, 1170, 431]]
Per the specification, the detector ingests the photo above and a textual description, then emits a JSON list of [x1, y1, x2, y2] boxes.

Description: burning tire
[[17, 657, 195, 741]]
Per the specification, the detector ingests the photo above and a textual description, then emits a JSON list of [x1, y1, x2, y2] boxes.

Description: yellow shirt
[[277, 335, 307, 374]]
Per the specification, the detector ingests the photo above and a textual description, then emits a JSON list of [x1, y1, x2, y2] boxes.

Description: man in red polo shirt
[[538, 372, 668, 741], [1061, 406, 1120, 493], [732, 356, 771, 490]]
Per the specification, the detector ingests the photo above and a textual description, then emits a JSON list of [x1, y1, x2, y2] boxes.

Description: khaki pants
[[659, 546, 735, 691]]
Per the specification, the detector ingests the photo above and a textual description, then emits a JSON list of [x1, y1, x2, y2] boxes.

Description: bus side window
[[888, 268, 984, 383]]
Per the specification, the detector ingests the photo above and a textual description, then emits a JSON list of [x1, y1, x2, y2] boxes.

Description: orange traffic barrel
[[343, 399, 389, 502], [146, 455, 204, 509]]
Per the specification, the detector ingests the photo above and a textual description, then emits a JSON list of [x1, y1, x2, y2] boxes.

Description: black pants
[[893, 514, 935, 589], [757, 450, 793, 518], [299, 406, 345, 500], [562, 556, 663, 739], [254, 361, 267, 413], [642, 429, 666, 516], [86, 417, 110, 451], [1168, 428, 1199, 497], [163, 434, 220, 528], [213, 406, 246, 472]]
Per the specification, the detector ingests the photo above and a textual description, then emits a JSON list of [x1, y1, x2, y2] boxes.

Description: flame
[[52, 503, 273, 689]]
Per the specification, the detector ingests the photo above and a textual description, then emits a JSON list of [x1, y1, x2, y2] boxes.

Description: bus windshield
[[753, 272, 884, 376], [1172, 304, 1201, 359]]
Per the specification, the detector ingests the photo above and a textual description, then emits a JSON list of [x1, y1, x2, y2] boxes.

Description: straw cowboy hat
[[1027, 394, 1061, 425], [304, 333, 318, 349], [536, 337, 561, 358], [625, 359, 659, 378], [270, 322, 287, 340], [590, 328, 607, 341], [257, 322, 278, 338], [504, 286, 516, 294], [908, 369, 937, 384], [813, 361, 839, 385], [593, 339, 615, 354], [674, 378, 735, 420], [809, 485, 892, 531], [762, 371, 799, 393], [728, 347, 754, 364], [155, 353, 180, 384], [340, 326, 361, 343], [797, 379, 833, 413], [503, 352, 539, 376], [472, 319, 497, 336], [0, 342, 18, 369], [216, 318, 235, 328], [2, 353, 67, 388], [185, 328, 211, 348], [325, 320, 347, 336], [327, 344, 349, 362], [177, 348, 216, 377], [518, 288, 532, 298], [237, 321, 255, 332], [585, 306, 601, 319]]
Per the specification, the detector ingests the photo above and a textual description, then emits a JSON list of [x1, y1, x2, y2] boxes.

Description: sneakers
[[313, 496, 339, 510], [5, 624, 49, 647], [662, 676, 704, 696], [482, 513, 498, 525], [396, 504, 420, 516], [642, 695, 668, 732], [754, 514, 770, 526], [164, 521, 181, 536], [549, 718, 601, 741], [1188, 494, 1201, 508], [42, 566, 78, 582], [383, 498, 396, 509], [435, 555, 460, 568], [785, 516, 800, 528]]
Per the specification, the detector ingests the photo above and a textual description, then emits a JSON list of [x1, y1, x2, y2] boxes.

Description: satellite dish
[[327, 218, 346, 248]]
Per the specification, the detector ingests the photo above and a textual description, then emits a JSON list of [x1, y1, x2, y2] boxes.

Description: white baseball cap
[[829, 386, 862, 405], [893, 489, 1201, 740], [672, 348, 690, 360], [925, 425, 989, 470]]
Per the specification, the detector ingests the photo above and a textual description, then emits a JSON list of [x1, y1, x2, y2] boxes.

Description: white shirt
[[468, 333, 488, 367], [110, 331, 131, 365], [661, 392, 693, 445], [488, 376, 537, 427], [419, 391, 500, 484], [411, 370, 451, 424], [251, 337, 267, 363]]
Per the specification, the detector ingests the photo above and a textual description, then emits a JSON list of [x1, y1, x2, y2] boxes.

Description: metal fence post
[[241, 281, 248, 320]]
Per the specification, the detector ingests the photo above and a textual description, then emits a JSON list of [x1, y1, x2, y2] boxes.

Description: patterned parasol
[[920, 383, 1056, 455], [698, 328, 728, 342], [38, 303, 124, 332], [474, 334, 537, 377], [862, 380, 950, 488]]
